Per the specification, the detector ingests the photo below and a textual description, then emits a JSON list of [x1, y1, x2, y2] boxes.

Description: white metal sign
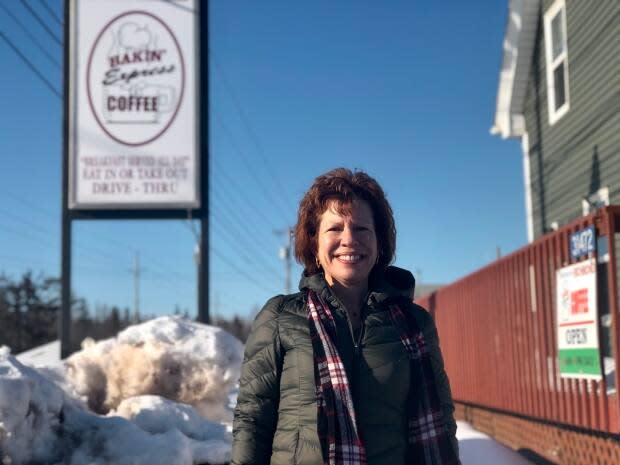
[[556, 258, 602, 379], [69, 0, 199, 209]]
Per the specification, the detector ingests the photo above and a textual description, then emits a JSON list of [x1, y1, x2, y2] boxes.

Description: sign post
[[61, 0, 207, 358], [556, 258, 602, 379]]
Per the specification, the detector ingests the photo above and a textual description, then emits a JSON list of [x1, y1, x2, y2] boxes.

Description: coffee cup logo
[[87, 11, 185, 146]]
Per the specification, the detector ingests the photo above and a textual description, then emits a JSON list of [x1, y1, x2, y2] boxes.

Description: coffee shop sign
[[87, 11, 185, 147]]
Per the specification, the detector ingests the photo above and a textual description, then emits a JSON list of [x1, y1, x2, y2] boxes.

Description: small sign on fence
[[556, 258, 602, 379], [570, 226, 596, 260]]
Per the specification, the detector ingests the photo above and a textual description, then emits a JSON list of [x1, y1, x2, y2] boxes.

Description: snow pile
[[0, 346, 66, 464], [15, 339, 61, 367], [65, 316, 243, 422], [0, 316, 244, 465]]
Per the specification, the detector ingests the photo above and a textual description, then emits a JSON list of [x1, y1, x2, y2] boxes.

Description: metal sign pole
[[198, 0, 210, 324], [60, 0, 72, 359], [60, 0, 208, 357]]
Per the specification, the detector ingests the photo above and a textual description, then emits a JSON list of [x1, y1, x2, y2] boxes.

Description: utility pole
[[275, 227, 294, 294], [214, 291, 220, 322], [131, 251, 144, 323]]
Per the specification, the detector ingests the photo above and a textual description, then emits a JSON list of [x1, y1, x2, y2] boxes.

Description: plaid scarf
[[307, 290, 460, 465]]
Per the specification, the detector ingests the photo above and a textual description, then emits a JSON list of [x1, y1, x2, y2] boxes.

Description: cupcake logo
[[87, 11, 185, 146]]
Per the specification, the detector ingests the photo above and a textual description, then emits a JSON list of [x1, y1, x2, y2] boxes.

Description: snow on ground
[[457, 420, 536, 465], [16, 339, 61, 367], [3, 316, 540, 465], [1, 316, 244, 465]]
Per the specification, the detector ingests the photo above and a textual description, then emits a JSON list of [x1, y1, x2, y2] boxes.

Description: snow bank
[[66, 316, 243, 419], [16, 339, 61, 367], [0, 316, 244, 465], [0, 346, 66, 464]]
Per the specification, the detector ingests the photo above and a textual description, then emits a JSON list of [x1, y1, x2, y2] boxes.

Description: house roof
[[490, 0, 540, 139]]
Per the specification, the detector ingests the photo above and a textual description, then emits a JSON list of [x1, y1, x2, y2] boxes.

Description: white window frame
[[543, 0, 570, 126]]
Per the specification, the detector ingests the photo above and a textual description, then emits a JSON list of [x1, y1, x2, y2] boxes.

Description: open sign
[[570, 226, 595, 259]]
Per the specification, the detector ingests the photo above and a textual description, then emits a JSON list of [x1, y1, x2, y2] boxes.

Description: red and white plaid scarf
[[307, 290, 367, 465], [307, 290, 460, 465]]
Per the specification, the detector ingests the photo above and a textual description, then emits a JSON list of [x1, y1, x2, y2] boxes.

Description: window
[[544, 0, 570, 125]]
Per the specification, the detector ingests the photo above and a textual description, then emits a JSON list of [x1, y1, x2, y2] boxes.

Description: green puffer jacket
[[231, 266, 459, 465]]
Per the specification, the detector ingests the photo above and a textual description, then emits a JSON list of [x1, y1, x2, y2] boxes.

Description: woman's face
[[316, 198, 378, 288]]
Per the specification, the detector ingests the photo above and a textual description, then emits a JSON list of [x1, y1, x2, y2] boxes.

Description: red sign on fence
[[571, 288, 588, 315]]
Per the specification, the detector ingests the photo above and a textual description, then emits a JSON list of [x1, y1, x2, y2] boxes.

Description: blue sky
[[0, 0, 524, 321]]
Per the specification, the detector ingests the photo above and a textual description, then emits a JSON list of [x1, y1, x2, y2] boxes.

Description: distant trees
[[0, 272, 58, 353], [0, 271, 135, 354], [211, 314, 252, 343], [0, 271, 253, 354]]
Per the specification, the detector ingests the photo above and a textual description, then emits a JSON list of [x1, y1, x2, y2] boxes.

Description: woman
[[231, 168, 460, 465]]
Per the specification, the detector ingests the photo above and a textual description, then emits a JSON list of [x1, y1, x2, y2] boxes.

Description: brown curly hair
[[294, 168, 396, 275]]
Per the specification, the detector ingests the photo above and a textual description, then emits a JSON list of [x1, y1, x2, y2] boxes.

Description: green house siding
[[523, 0, 620, 238]]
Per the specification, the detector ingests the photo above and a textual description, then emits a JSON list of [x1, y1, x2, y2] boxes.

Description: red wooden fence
[[416, 206, 620, 433]]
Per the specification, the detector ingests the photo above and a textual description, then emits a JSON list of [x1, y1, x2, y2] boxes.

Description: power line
[[203, 207, 284, 282], [211, 158, 284, 238], [0, 254, 126, 278], [0, 30, 61, 98], [0, 220, 122, 271], [18, 0, 62, 46], [159, 0, 196, 14], [210, 53, 296, 213], [36, 0, 62, 27], [0, 12, 280, 297], [211, 188, 282, 259], [210, 210, 284, 283], [136, 0, 296, 216], [210, 221, 264, 270], [0, 2, 61, 69], [210, 246, 279, 295], [0, 20, 291, 286], [0, 253, 58, 270], [0, 190, 197, 285], [181, 218, 282, 289], [0, 210, 121, 267], [212, 108, 291, 223]]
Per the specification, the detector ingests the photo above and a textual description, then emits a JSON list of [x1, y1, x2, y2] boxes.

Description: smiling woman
[[314, 198, 378, 329], [231, 168, 461, 465]]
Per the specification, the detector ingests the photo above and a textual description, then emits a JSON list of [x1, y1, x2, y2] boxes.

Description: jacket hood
[[299, 265, 416, 307]]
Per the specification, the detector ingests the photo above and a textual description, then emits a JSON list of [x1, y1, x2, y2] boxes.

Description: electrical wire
[[211, 189, 282, 262], [159, 0, 196, 14], [210, 246, 279, 295], [149, 1, 296, 216], [210, 54, 296, 213], [18, 0, 61, 46], [0, 2, 61, 69], [212, 108, 291, 223], [211, 156, 289, 229], [0, 30, 61, 98], [0, 13, 283, 305], [0, 190, 196, 283], [211, 158, 287, 239], [36, 0, 62, 27], [210, 211, 284, 283]]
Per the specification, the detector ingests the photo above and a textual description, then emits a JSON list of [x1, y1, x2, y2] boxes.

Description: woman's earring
[[315, 257, 321, 268]]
